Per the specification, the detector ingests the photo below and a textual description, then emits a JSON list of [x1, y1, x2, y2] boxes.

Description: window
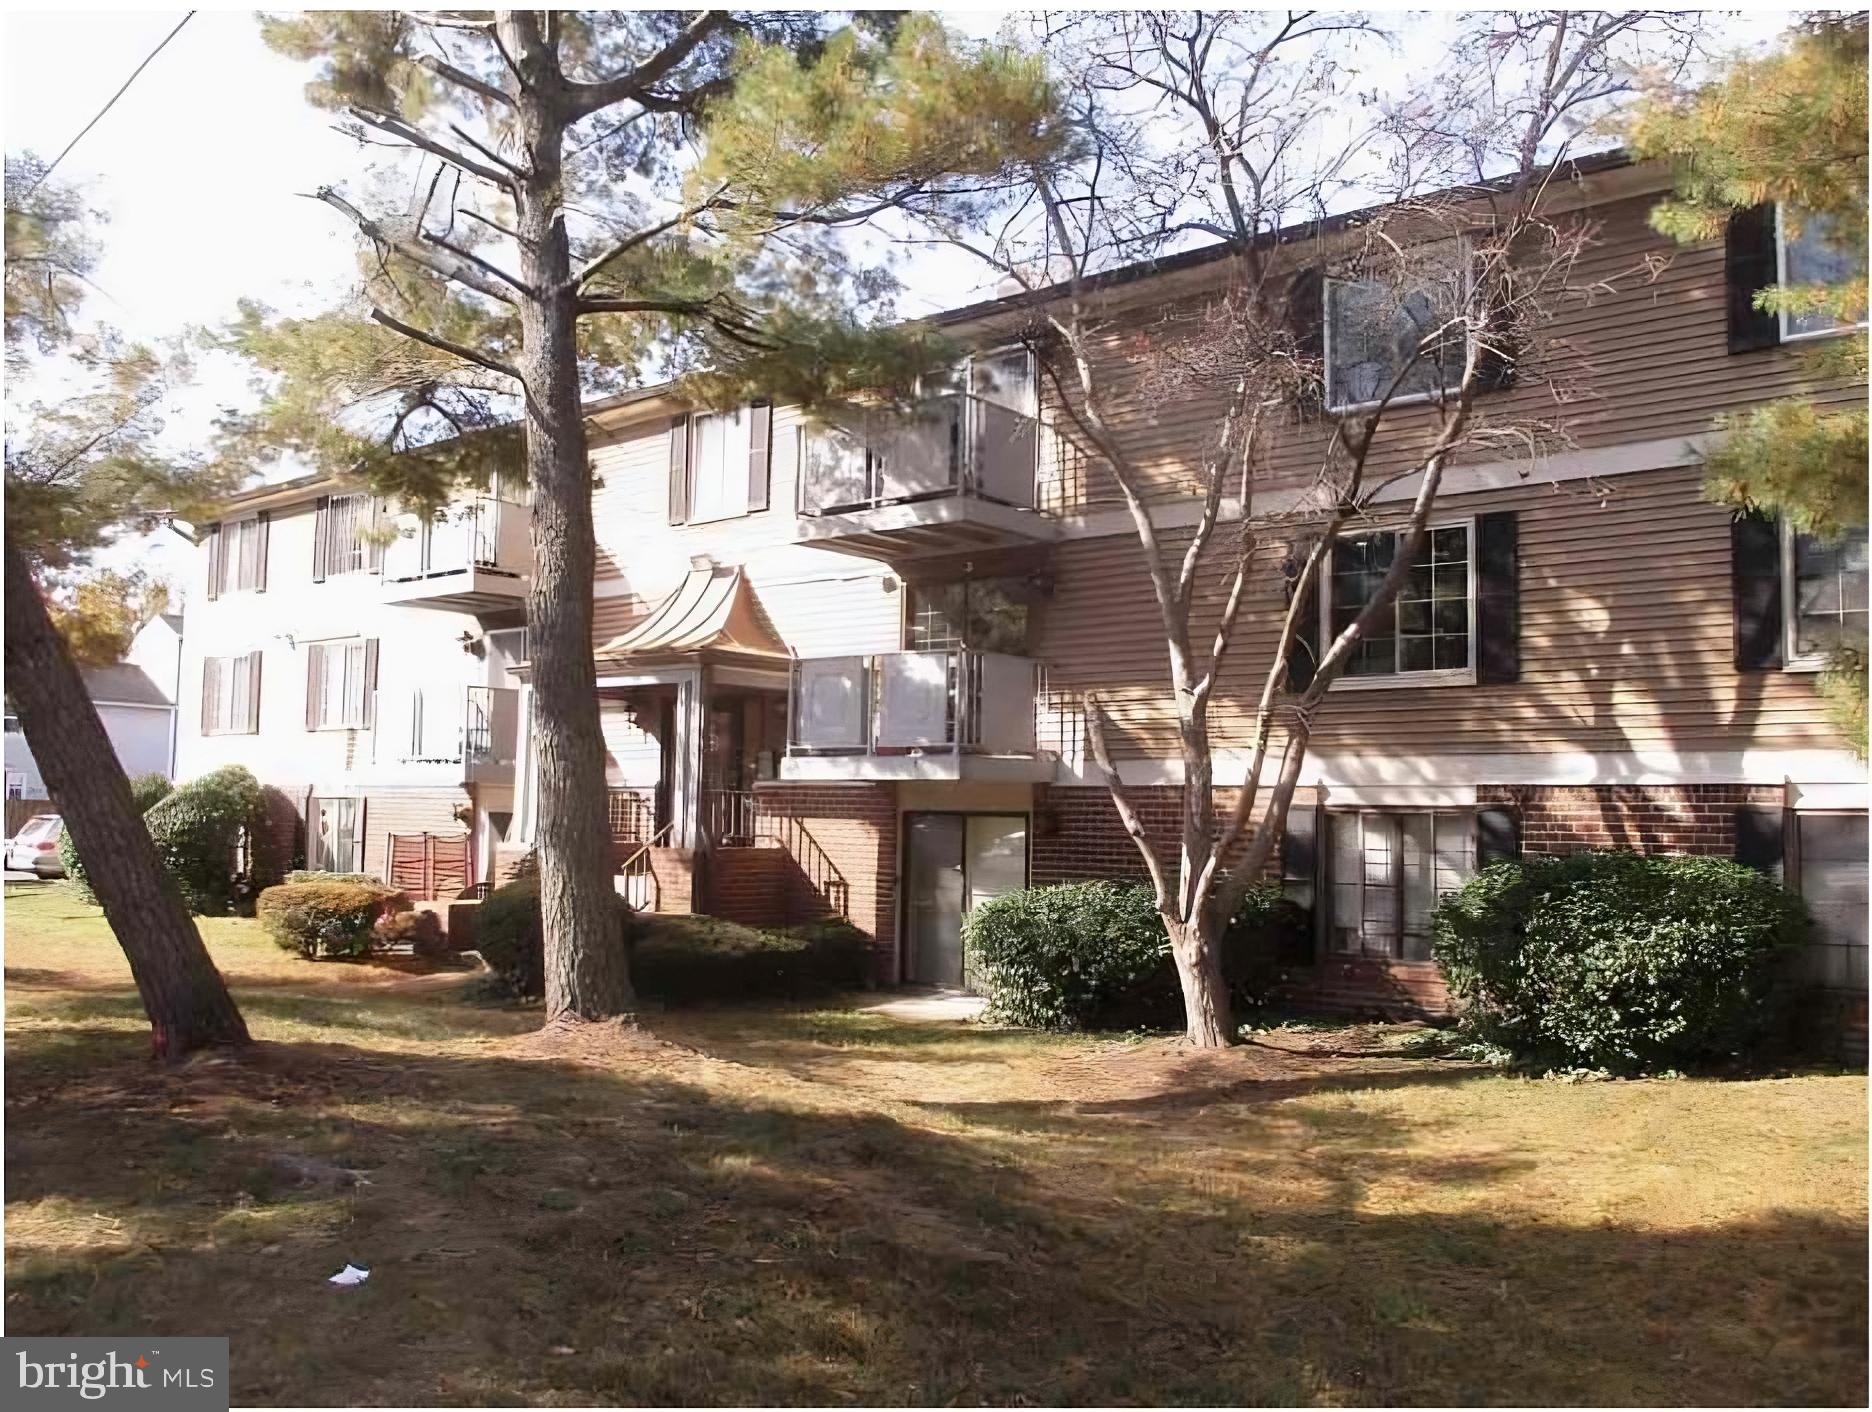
[[2, 713, 17, 734], [313, 493, 379, 579], [310, 796, 362, 873], [211, 517, 267, 597], [1327, 811, 1475, 960], [202, 652, 262, 735], [687, 406, 751, 522], [1325, 239, 1469, 412], [305, 638, 375, 730], [905, 578, 1033, 655], [1777, 208, 1868, 342], [1785, 524, 1870, 669], [1328, 523, 1473, 684]]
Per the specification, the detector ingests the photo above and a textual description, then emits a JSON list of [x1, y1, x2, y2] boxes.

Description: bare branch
[[415, 53, 513, 109], [562, 10, 731, 120], [368, 306, 519, 383], [309, 186, 519, 307]]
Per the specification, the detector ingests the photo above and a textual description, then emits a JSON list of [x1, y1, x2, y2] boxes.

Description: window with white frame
[[202, 652, 262, 735], [306, 638, 374, 730], [1329, 523, 1474, 683], [212, 517, 267, 596], [310, 796, 362, 873], [687, 406, 751, 522], [314, 493, 378, 578], [1327, 811, 1475, 960], [1325, 238, 1469, 412], [1776, 208, 1868, 342], [1785, 524, 1870, 669]]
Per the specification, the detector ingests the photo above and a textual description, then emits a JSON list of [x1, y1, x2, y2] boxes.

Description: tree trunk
[[3, 540, 249, 1058], [507, 14, 635, 1022], [1166, 912, 1236, 1048]]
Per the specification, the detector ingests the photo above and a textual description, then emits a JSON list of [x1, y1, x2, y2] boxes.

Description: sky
[[2, 5, 1799, 598]]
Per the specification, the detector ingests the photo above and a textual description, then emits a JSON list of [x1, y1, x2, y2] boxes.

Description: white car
[[6, 814, 66, 878]]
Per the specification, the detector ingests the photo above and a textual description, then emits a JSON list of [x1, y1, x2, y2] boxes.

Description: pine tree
[[223, 11, 1057, 1025]]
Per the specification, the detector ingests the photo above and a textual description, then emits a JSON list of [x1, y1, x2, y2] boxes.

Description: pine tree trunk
[[1166, 912, 1236, 1048], [3, 540, 249, 1057], [507, 14, 635, 1022]]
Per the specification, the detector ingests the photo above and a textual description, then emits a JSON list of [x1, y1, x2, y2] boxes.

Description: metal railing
[[615, 822, 673, 912], [702, 788, 759, 846], [798, 392, 1037, 516], [788, 649, 1041, 757], [388, 686, 519, 772], [606, 787, 659, 842], [381, 497, 529, 581]]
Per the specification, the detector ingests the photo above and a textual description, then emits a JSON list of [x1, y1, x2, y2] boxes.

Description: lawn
[[5, 883, 1866, 1407]]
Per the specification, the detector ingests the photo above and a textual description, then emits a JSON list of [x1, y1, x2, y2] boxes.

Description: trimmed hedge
[[965, 882, 1172, 1030], [129, 772, 173, 813], [473, 874, 866, 1004], [1432, 850, 1811, 1073], [258, 879, 408, 959], [287, 869, 383, 887]]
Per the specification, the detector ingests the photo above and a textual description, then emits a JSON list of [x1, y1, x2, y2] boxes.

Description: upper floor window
[[905, 577, 1034, 655], [1785, 524, 1869, 670], [305, 638, 378, 730], [1777, 208, 1868, 342], [1328, 523, 1474, 685], [1326, 239, 1469, 413], [670, 405, 771, 525], [312, 493, 381, 581], [208, 516, 268, 599], [202, 652, 262, 735]]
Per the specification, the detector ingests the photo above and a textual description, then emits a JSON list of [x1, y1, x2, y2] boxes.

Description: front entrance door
[[904, 812, 1028, 988]]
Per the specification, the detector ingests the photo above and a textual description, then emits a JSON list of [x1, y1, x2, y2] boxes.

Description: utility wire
[[22, 11, 196, 198]]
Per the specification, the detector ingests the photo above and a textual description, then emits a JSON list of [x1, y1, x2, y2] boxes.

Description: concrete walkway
[[857, 988, 986, 1023]]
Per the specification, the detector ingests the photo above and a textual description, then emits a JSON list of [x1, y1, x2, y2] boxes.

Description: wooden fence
[[387, 831, 472, 900], [5, 798, 53, 839]]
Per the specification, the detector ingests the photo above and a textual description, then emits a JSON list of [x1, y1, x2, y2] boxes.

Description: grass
[[5, 882, 1867, 1406]]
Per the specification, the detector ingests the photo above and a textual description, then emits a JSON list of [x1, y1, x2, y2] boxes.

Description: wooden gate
[[387, 832, 471, 900]]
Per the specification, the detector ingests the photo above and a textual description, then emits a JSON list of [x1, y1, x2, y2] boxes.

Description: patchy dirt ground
[[7, 886, 1867, 1407]]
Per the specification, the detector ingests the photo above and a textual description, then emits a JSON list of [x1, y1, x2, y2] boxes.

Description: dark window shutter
[[1475, 511, 1520, 684], [1285, 265, 1326, 416], [747, 403, 772, 512], [311, 496, 331, 582], [202, 657, 220, 733], [362, 638, 380, 729], [205, 523, 222, 602], [367, 499, 385, 573], [667, 416, 690, 525], [1284, 540, 1321, 692], [1726, 204, 1781, 354], [1734, 806, 1785, 879], [1476, 806, 1521, 867], [305, 644, 325, 731], [246, 652, 263, 734], [1278, 799, 1322, 965], [254, 511, 271, 593], [1474, 261, 1519, 392], [1732, 510, 1784, 671]]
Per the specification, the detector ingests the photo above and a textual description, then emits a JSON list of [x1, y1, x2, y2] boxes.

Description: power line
[[23, 11, 196, 198]]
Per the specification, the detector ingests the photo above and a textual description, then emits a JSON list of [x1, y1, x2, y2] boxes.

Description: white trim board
[[1049, 747, 1868, 790]]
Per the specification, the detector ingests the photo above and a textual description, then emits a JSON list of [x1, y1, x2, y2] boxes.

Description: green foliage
[[46, 570, 171, 667], [473, 874, 552, 999], [1431, 852, 1811, 1074], [373, 906, 449, 959], [3, 152, 97, 366], [64, 766, 270, 915], [1702, 397, 1869, 542], [128, 772, 173, 814], [1819, 647, 1869, 758], [965, 882, 1173, 1031], [632, 915, 870, 1003], [286, 869, 382, 886], [1223, 884, 1317, 1005], [258, 879, 407, 960]]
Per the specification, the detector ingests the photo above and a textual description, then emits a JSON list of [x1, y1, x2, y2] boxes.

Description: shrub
[[62, 765, 268, 912], [287, 869, 383, 886], [129, 772, 173, 813], [258, 879, 407, 960], [374, 907, 449, 959], [965, 882, 1175, 1030], [1432, 850, 1811, 1074], [1223, 884, 1316, 1005], [633, 915, 870, 1002], [475, 874, 552, 998]]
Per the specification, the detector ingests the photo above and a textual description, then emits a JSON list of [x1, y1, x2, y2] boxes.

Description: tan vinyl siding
[[1036, 464, 1843, 759]]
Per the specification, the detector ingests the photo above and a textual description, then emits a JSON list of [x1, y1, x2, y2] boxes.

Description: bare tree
[[918, 9, 1704, 1045]]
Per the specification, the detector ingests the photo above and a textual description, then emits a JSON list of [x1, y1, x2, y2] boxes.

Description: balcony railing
[[381, 497, 529, 582], [385, 685, 520, 781], [798, 393, 1037, 516], [788, 650, 1041, 757]]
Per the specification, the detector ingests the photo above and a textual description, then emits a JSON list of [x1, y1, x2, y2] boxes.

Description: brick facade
[[753, 781, 898, 979], [1480, 784, 1784, 857], [707, 845, 790, 927]]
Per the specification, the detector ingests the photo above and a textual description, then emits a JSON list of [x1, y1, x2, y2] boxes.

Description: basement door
[[904, 813, 1028, 989]]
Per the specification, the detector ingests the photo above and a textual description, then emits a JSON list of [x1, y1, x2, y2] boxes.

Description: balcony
[[383, 685, 521, 785], [380, 498, 529, 612], [783, 650, 1053, 782], [795, 393, 1055, 561]]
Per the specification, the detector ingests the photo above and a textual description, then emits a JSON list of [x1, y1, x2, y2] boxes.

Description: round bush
[[964, 881, 1174, 1030], [476, 874, 550, 998], [129, 772, 173, 813], [62, 765, 267, 912], [1432, 850, 1811, 1073], [258, 879, 407, 960], [374, 906, 450, 959]]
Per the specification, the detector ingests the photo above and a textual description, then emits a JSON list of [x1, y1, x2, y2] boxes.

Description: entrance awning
[[594, 563, 790, 673]]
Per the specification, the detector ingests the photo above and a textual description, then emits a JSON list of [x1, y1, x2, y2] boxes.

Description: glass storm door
[[904, 813, 1028, 989]]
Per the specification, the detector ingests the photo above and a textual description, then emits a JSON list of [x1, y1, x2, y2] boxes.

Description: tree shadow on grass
[[5, 1016, 1865, 1408]]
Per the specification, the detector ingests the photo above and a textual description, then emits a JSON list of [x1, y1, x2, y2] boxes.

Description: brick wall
[[647, 847, 695, 913], [1480, 784, 1783, 856], [1032, 784, 1280, 887], [753, 782, 897, 978], [707, 845, 790, 927]]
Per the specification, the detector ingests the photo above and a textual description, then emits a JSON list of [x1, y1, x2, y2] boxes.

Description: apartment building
[[180, 152, 1866, 1038], [174, 478, 531, 891]]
